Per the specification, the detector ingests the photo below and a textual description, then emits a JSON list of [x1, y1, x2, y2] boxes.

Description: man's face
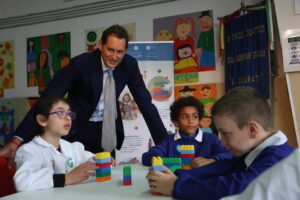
[[99, 35, 127, 68], [214, 115, 253, 157]]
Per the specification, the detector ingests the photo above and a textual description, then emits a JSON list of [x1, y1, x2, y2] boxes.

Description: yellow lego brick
[[95, 152, 111, 159], [178, 145, 195, 151], [152, 156, 163, 166]]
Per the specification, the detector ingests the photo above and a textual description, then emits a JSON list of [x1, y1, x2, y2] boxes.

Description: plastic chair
[[0, 157, 16, 197]]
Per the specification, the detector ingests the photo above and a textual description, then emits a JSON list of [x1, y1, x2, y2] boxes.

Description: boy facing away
[[142, 96, 231, 168], [146, 86, 295, 200]]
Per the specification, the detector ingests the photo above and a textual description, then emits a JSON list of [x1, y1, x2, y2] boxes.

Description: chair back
[[0, 157, 16, 197]]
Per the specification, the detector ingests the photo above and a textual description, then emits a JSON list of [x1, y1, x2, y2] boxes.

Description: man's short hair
[[212, 86, 271, 130], [101, 24, 129, 49]]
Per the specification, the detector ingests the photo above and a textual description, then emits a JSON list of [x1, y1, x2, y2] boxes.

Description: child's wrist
[[9, 138, 21, 147]]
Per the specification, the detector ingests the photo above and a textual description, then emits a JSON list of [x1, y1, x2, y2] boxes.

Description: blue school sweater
[[142, 129, 232, 166], [172, 131, 295, 200]]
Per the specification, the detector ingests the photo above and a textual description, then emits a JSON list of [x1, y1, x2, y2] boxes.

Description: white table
[[2, 165, 171, 200]]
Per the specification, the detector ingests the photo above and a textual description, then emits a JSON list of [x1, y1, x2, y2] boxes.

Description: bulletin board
[[281, 29, 300, 145]]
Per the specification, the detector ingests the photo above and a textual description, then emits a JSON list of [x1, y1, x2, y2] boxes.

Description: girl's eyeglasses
[[48, 110, 76, 120]]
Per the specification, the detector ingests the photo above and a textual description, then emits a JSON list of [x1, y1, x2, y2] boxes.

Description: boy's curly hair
[[170, 96, 204, 122]]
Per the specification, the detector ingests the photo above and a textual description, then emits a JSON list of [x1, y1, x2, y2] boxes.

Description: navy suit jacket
[[15, 49, 167, 150]]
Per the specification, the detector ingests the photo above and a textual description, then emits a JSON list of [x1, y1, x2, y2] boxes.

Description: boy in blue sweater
[[142, 96, 231, 168], [146, 86, 295, 200]]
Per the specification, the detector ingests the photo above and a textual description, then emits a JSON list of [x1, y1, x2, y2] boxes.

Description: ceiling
[[0, 0, 177, 30]]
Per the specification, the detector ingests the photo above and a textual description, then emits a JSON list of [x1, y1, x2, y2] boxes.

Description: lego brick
[[123, 180, 132, 186], [96, 175, 111, 182]]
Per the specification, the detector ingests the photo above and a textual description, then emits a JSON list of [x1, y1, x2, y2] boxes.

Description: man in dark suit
[[0, 25, 168, 162]]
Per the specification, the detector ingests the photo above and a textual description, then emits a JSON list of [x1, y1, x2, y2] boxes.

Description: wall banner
[[224, 9, 269, 98], [116, 41, 174, 164]]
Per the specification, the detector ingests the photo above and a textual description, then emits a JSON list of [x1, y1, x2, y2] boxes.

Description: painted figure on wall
[[155, 29, 173, 41], [196, 11, 215, 70], [27, 40, 38, 87], [27, 32, 71, 94], [174, 44, 198, 71], [173, 17, 198, 72], [199, 116, 213, 133], [57, 33, 70, 68], [179, 86, 196, 97]]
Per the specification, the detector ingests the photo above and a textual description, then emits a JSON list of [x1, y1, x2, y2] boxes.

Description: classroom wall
[[0, 0, 260, 98], [274, 0, 300, 147], [4, 0, 297, 146]]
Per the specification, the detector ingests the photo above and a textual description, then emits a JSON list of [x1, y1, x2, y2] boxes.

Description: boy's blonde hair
[[211, 86, 271, 131]]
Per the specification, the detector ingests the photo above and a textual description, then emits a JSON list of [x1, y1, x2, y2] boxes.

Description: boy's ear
[[36, 114, 47, 127], [248, 121, 259, 139], [173, 121, 179, 129]]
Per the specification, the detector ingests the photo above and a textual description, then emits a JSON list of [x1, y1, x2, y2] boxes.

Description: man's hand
[[190, 157, 216, 168], [65, 161, 99, 185], [0, 138, 21, 167], [146, 166, 177, 196]]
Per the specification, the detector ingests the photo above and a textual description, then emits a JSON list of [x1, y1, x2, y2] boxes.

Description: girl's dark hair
[[32, 95, 69, 136], [170, 96, 204, 122], [101, 24, 129, 49]]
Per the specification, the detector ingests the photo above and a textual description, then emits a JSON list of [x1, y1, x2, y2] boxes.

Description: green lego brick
[[123, 165, 132, 176], [96, 171, 111, 177], [168, 165, 182, 172]]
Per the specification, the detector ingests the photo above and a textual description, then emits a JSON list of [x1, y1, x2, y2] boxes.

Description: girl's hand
[[65, 161, 98, 185]]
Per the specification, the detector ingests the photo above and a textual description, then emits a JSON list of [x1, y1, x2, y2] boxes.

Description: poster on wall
[[0, 98, 15, 147], [175, 83, 217, 116], [153, 10, 216, 84], [116, 41, 174, 164], [27, 32, 71, 94], [0, 40, 14, 94], [174, 83, 217, 134], [85, 23, 136, 52], [281, 29, 300, 72], [27, 97, 39, 111]]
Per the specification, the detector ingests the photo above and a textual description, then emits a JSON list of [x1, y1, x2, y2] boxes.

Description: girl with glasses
[[14, 96, 98, 192]]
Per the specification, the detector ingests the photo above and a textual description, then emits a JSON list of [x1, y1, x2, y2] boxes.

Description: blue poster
[[224, 9, 269, 98]]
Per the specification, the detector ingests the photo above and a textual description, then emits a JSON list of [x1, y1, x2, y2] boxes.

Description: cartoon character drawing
[[27, 40, 38, 87], [200, 86, 212, 98], [199, 116, 213, 133], [119, 93, 138, 120], [204, 102, 214, 117], [173, 17, 198, 66], [155, 29, 173, 41], [57, 33, 70, 68], [196, 11, 215, 69], [179, 86, 196, 97], [174, 44, 198, 70]]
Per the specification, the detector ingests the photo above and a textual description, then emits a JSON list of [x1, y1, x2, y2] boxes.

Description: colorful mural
[[0, 40, 14, 91], [27, 32, 71, 94]]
